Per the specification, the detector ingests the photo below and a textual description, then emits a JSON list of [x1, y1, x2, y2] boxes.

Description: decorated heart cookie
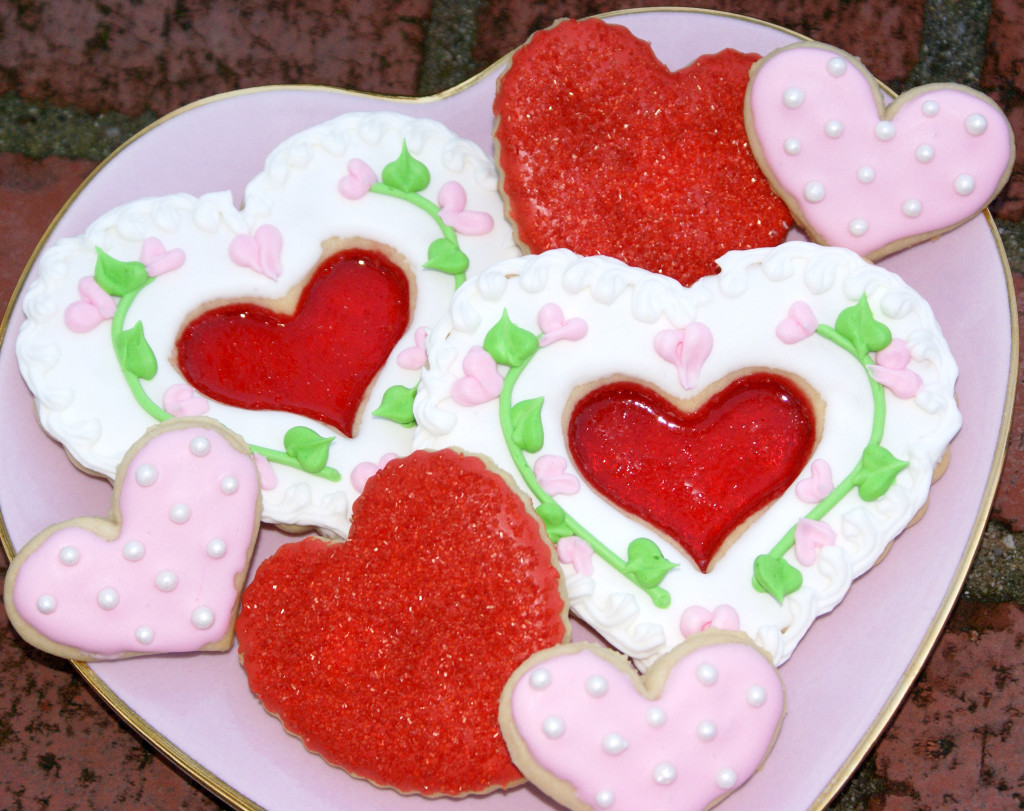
[[500, 634, 785, 811], [3, 418, 262, 660], [413, 244, 960, 668], [16, 112, 520, 539], [493, 17, 791, 286], [745, 42, 1015, 260], [234, 448, 570, 796]]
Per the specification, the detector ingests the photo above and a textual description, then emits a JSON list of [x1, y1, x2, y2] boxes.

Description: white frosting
[[413, 245, 960, 667], [17, 112, 520, 536]]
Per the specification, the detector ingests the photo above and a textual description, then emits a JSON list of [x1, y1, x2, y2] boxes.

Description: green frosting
[[372, 383, 418, 428], [752, 294, 909, 602], [483, 310, 675, 609]]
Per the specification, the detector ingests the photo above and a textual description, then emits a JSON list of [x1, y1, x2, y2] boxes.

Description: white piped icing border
[[413, 244, 960, 667], [17, 111, 520, 536]]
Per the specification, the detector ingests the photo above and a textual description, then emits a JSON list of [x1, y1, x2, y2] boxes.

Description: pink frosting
[[654, 323, 712, 391], [229, 224, 283, 280], [509, 642, 784, 810], [10, 424, 260, 657], [793, 518, 837, 566], [437, 181, 495, 235], [538, 302, 588, 346], [451, 345, 504, 405], [795, 458, 834, 503], [748, 44, 1014, 257]]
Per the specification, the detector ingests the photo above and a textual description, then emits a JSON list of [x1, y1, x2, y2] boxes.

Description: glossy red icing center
[[176, 248, 410, 437], [567, 374, 816, 572], [235, 449, 567, 796]]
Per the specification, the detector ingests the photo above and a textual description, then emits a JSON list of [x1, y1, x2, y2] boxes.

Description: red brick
[[0, 154, 97, 309], [475, 0, 924, 85], [983, 0, 1024, 222], [0, 0, 432, 117], [991, 273, 1024, 530]]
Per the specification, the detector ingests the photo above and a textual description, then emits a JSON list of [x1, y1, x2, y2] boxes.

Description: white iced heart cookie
[[16, 111, 520, 538], [745, 42, 1014, 260], [3, 418, 261, 660], [413, 245, 960, 668], [500, 634, 785, 811]]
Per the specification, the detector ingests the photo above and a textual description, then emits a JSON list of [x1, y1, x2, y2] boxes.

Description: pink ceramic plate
[[0, 9, 1015, 811]]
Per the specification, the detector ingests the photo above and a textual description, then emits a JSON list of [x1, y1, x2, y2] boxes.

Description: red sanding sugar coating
[[494, 18, 791, 286], [235, 449, 568, 796], [176, 248, 410, 437], [568, 374, 816, 572]]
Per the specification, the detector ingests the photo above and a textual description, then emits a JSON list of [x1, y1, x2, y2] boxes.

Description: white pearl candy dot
[[849, 218, 869, 236], [155, 570, 179, 592], [37, 594, 57, 614], [717, 768, 738, 789], [826, 57, 847, 76], [97, 587, 119, 610], [542, 715, 565, 739], [783, 137, 801, 155], [653, 762, 678, 785], [169, 503, 191, 524], [803, 181, 826, 203], [586, 674, 608, 697], [59, 545, 80, 566], [123, 540, 146, 561], [782, 87, 805, 108], [191, 606, 215, 630], [646, 707, 667, 727], [529, 668, 552, 690], [875, 121, 896, 141], [697, 720, 717, 741], [954, 174, 976, 196], [602, 732, 629, 755], [922, 99, 939, 117], [902, 198, 923, 218], [857, 165, 876, 184], [696, 662, 718, 686], [189, 436, 211, 456], [135, 626, 155, 645], [915, 144, 935, 163], [824, 119, 844, 138], [135, 463, 158, 486], [965, 113, 988, 135], [595, 789, 615, 808], [220, 475, 239, 495], [206, 538, 228, 559], [747, 684, 768, 707]]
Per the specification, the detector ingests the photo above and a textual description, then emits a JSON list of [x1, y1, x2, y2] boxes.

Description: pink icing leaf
[[396, 326, 429, 371], [64, 276, 118, 333], [451, 345, 504, 406], [793, 517, 836, 566], [775, 300, 818, 344], [537, 302, 588, 346], [869, 364, 924, 399], [140, 236, 185, 276], [437, 181, 494, 236], [338, 158, 378, 200], [254, 454, 278, 491], [533, 455, 581, 496], [654, 322, 713, 390], [679, 604, 741, 637], [351, 453, 400, 494], [229, 224, 283, 280], [162, 383, 210, 417], [795, 459, 834, 503], [556, 536, 595, 576]]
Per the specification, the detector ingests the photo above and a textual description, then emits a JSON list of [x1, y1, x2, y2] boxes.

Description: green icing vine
[[93, 248, 341, 482], [751, 294, 908, 602], [485, 309, 676, 609]]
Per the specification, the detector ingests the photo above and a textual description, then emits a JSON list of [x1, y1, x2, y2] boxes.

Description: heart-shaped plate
[[0, 8, 1015, 811]]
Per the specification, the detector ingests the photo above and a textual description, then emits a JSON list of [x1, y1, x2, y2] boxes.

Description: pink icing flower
[[229, 224, 283, 280], [869, 338, 923, 398], [351, 454, 400, 494], [793, 518, 836, 566], [163, 383, 209, 417], [654, 322, 712, 390], [795, 459, 834, 504], [556, 536, 594, 576], [140, 236, 185, 277], [338, 158, 378, 200], [396, 327, 429, 371], [437, 181, 494, 235], [533, 455, 580, 496], [679, 604, 741, 637], [450, 346, 504, 406], [776, 301, 818, 344], [537, 302, 588, 346], [64, 276, 117, 333]]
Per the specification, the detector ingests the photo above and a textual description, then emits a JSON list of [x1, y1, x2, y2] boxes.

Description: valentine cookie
[[500, 633, 785, 811], [413, 244, 961, 668], [493, 17, 791, 286], [3, 417, 262, 661], [745, 42, 1015, 261], [234, 448, 570, 796], [16, 111, 520, 538]]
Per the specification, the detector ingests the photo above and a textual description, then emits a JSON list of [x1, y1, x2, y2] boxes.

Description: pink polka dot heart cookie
[[500, 632, 785, 811], [3, 417, 262, 660], [745, 42, 1014, 261]]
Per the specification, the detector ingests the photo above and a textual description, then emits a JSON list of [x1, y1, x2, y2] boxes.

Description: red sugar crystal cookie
[[493, 18, 791, 286], [568, 374, 817, 572], [235, 449, 570, 796], [176, 247, 410, 437]]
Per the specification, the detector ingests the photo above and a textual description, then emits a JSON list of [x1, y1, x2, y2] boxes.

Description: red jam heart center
[[176, 247, 410, 437], [235, 449, 568, 796], [567, 373, 816, 572], [494, 18, 791, 286]]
